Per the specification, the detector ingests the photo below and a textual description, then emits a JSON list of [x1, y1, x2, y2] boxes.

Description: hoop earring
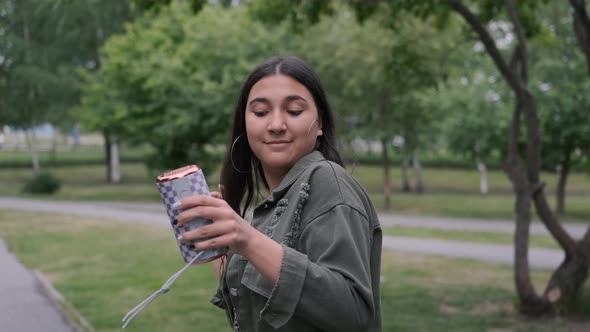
[[230, 134, 256, 174], [306, 119, 318, 137], [231, 134, 248, 174]]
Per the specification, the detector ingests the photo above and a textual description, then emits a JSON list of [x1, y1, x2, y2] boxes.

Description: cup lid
[[156, 165, 200, 182]]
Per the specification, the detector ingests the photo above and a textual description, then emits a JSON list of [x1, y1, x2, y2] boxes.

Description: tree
[[434, 65, 511, 195], [408, 0, 590, 316], [63, 0, 135, 183], [78, 3, 291, 174], [403, 0, 590, 315], [0, 0, 70, 174], [248, 0, 590, 315], [531, 1, 590, 216], [0, 0, 134, 179], [255, 3, 453, 208]]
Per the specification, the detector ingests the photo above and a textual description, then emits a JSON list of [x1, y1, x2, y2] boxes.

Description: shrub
[[22, 173, 62, 195]]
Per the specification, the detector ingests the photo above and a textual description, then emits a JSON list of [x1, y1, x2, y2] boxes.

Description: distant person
[[71, 123, 80, 150], [175, 56, 383, 331]]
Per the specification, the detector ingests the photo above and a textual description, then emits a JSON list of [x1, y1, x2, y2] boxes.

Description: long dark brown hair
[[220, 55, 343, 217]]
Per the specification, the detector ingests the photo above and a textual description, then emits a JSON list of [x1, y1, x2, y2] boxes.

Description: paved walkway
[[0, 196, 587, 330], [0, 238, 76, 332], [378, 214, 587, 237]]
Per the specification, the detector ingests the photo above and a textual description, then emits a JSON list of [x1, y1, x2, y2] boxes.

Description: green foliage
[[0, 0, 66, 128], [22, 172, 62, 195], [77, 3, 291, 174], [0, 0, 134, 177], [287, 5, 456, 160], [0, 0, 133, 131], [248, 0, 334, 31], [432, 55, 512, 163], [132, 0, 206, 14], [531, 1, 590, 169]]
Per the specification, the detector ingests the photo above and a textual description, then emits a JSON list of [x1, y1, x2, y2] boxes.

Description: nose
[[267, 110, 286, 133]]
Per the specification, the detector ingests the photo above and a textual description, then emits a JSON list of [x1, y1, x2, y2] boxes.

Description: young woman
[[176, 56, 382, 331]]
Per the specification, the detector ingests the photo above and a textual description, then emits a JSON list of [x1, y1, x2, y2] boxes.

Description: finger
[[193, 233, 235, 251], [177, 206, 224, 227], [179, 223, 228, 242], [176, 206, 235, 226], [178, 194, 227, 211], [210, 191, 223, 199]]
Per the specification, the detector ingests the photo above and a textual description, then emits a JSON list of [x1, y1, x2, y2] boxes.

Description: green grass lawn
[[350, 165, 590, 195], [0, 145, 151, 167], [0, 210, 588, 331], [383, 227, 562, 249], [1, 159, 589, 221]]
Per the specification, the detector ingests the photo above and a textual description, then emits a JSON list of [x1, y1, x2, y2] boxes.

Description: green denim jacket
[[211, 151, 382, 331]]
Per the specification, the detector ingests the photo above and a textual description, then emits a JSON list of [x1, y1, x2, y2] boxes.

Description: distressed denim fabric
[[211, 151, 382, 331]]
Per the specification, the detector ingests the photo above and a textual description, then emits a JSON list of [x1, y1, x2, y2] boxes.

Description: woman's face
[[245, 74, 322, 180]]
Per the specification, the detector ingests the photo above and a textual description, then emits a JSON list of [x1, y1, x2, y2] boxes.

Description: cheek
[[245, 115, 260, 137], [244, 118, 264, 154]]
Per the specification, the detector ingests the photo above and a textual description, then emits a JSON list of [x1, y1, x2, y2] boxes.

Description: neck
[[262, 166, 289, 193]]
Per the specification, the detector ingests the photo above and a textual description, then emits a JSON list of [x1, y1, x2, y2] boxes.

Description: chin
[[261, 157, 294, 171]]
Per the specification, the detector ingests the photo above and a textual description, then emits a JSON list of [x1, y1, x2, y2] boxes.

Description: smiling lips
[[266, 140, 292, 144]]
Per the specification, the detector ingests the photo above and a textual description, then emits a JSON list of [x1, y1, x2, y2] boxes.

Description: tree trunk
[[412, 148, 424, 193], [401, 155, 411, 192], [25, 129, 41, 176], [477, 160, 488, 196], [22, 12, 39, 176], [109, 141, 121, 184], [555, 148, 571, 217], [513, 193, 537, 309], [50, 130, 59, 164], [503, 99, 547, 315], [104, 131, 112, 182], [381, 138, 392, 210], [543, 253, 589, 307], [533, 187, 590, 308]]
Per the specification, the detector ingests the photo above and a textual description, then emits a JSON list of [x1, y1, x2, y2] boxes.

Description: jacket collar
[[256, 150, 325, 208]]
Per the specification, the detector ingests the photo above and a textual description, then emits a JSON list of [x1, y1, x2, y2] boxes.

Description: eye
[[252, 110, 268, 117], [287, 110, 303, 116]]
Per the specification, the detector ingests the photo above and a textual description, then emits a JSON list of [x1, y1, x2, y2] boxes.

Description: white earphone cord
[[121, 251, 206, 328]]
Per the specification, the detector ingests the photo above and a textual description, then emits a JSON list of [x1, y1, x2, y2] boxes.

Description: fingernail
[[172, 201, 181, 209], [177, 234, 184, 242]]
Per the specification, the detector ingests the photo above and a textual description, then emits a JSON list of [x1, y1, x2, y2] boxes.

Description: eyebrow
[[285, 95, 308, 103], [248, 97, 270, 106], [248, 95, 308, 106]]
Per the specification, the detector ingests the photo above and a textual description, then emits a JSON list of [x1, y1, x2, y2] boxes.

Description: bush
[[22, 173, 62, 194]]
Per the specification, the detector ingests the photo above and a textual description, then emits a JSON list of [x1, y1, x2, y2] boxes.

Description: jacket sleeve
[[259, 204, 375, 331]]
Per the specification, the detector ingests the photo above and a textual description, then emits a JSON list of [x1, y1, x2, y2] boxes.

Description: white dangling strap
[[122, 251, 205, 328]]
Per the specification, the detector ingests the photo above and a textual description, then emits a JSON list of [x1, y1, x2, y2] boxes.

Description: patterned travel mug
[[156, 165, 226, 264]]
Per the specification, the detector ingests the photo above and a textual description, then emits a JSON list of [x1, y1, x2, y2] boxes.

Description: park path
[[0, 196, 587, 331], [0, 238, 76, 332], [1, 196, 586, 269]]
